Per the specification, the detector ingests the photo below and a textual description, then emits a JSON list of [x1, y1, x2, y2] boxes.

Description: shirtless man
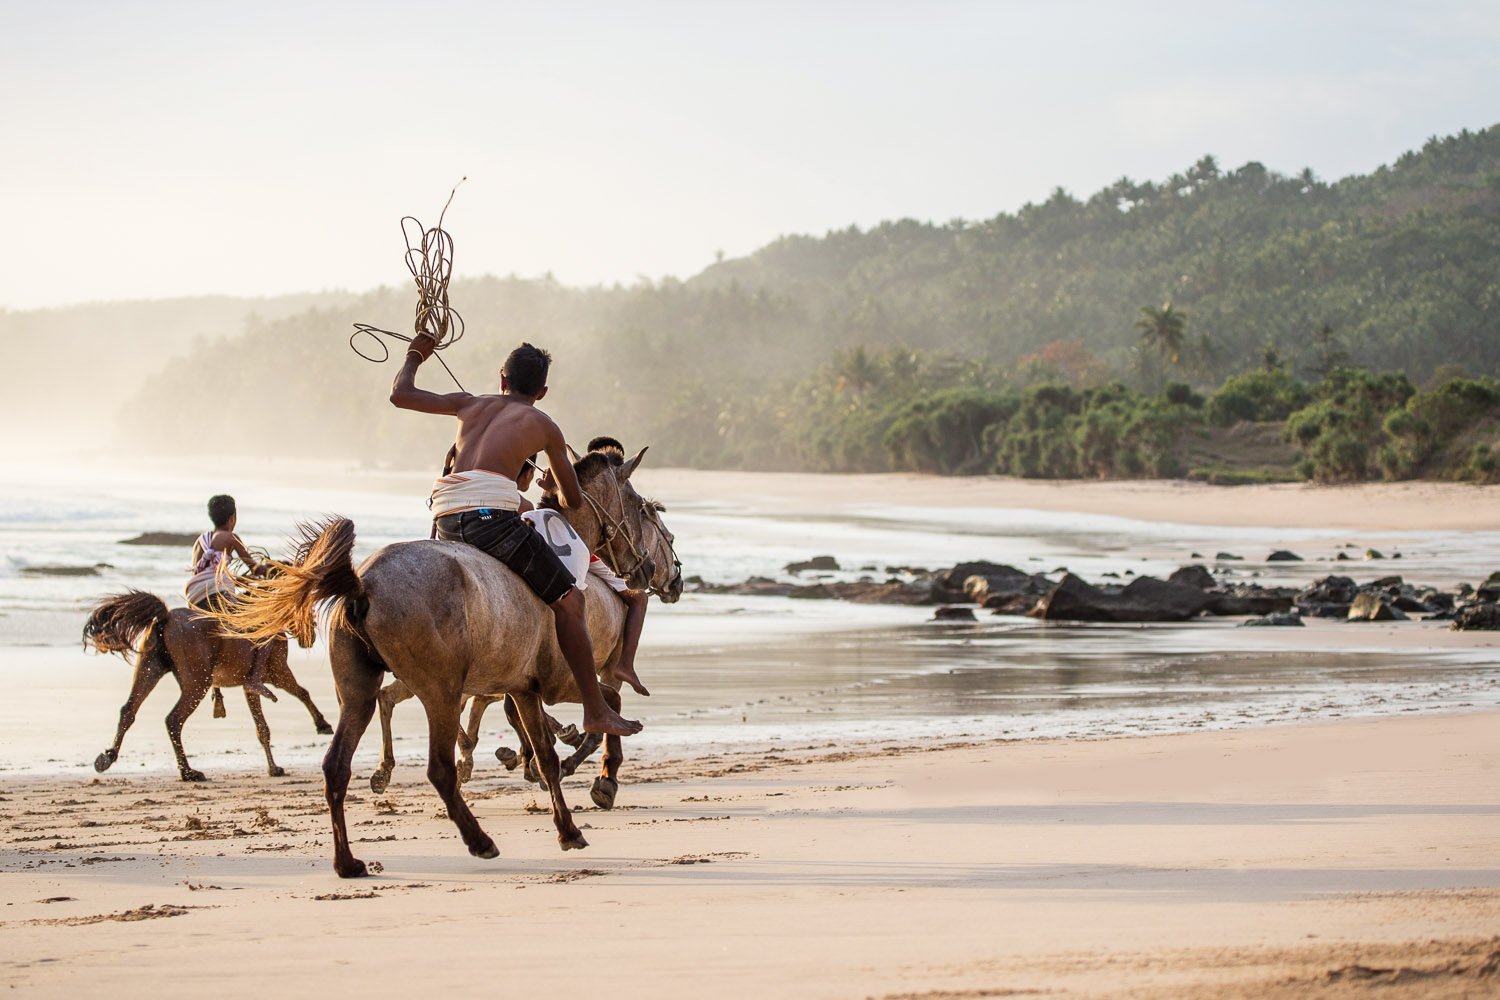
[[391, 338, 642, 737]]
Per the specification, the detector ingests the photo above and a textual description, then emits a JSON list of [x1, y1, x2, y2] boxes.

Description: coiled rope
[[350, 178, 469, 392]]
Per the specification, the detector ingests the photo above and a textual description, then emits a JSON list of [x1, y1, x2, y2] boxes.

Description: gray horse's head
[[570, 446, 682, 602]]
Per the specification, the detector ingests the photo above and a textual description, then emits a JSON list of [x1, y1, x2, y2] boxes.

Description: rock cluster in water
[[686, 560, 1500, 630]]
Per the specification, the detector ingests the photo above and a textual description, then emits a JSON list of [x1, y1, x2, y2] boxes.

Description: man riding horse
[[391, 335, 643, 737]]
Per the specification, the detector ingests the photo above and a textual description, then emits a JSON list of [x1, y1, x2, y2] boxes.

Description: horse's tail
[[82, 590, 171, 660], [217, 517, 365, 646]]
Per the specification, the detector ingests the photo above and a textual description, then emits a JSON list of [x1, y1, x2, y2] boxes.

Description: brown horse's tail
[[82, 590, 171, 661], [216, 517, 365, 646]]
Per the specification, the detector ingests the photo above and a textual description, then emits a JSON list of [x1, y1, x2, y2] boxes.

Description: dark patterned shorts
[[434, 509, 574, 605]]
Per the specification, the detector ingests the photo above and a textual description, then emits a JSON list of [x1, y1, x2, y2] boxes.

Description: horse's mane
[[538, 451, 614, 512]]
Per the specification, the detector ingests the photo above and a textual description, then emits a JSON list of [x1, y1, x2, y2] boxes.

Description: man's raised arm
[[390, 334, 470, 414], [542, 423, 584, 510]]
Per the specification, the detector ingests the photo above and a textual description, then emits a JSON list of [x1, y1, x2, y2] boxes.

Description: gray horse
[[218, 448, 680, 878]]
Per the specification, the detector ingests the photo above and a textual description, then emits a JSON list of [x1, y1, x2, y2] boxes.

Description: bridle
[[578, 474, 681, 599]]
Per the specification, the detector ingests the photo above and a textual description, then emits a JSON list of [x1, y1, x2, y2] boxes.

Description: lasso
[[350, 178, 469, 392]]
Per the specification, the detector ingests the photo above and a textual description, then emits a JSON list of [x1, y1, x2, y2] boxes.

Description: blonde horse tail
[[217, 517, 365, 646], [82, 590, 171, 659]]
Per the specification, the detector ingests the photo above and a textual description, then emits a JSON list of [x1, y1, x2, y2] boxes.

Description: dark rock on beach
[[1477, 572, 1500, 602], [987, 593, 1041, 616], [1347, 591, 1407, 622], [931, 561, 1031, 603], [1030, 573, 1212, 623], [1240, 611, 1304, 627], [1204, 585, 1296, 616], [119, 531, 200, 546], [1451, 603, 1500, 631], [1168, 565, 1216, 590], [962, 567, 1046, 606], [932, 606, 976, 621], [785, 555, 840, 574], [1215, 552, 1244, 561], [1266, 550, 1304, 562], [20, 564, 105, 577]]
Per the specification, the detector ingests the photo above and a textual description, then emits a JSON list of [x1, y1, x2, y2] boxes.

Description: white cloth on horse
[[428, 469, 521, 517], [184, 531, 236, 606], [588, 555, 629, 594], [520, 509, 591, 591]]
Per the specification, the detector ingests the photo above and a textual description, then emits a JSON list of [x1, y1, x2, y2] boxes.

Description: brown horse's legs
[[369, 679, 414, 794], [164, 667, 212, 782], [262, 648, 333, 735], [501, 694, 542, 785], [325, 630, 384, 878], [423, 698, 500, 860], [591, 686, 626, 810], [243, 690, 285, 777], [457, 695, 499, 784], [95, 653, 169, 773], [511, 692, 587, 850]]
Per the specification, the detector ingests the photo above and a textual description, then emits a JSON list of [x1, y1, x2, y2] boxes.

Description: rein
[[577, 479, 680, 598]]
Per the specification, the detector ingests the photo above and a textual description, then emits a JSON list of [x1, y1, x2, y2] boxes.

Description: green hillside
[[114, 125, 1500, 480]]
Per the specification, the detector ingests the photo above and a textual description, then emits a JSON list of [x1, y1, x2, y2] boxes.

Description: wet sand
[[3, 710, 1497, 998]]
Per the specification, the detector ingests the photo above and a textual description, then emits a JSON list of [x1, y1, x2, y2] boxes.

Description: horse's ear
[[566, 443, 582, 464], [620, 446, 649, 481]]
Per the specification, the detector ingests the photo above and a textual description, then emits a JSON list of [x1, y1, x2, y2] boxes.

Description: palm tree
[[1135, 303, 1187, 364]]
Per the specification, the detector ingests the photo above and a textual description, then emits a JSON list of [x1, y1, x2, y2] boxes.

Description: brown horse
[[367, 486, 676, 796], [217, 448, 680, 877], [82, 590, 333, 781]]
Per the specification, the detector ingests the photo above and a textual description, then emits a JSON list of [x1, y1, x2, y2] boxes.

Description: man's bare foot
[[581, 705, 642, 737], [610, 662, 650, 698], [245, 677, 278, 702]]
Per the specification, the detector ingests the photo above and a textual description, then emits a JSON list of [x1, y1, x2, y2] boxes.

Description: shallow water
[[1, 459, 1497, 779]]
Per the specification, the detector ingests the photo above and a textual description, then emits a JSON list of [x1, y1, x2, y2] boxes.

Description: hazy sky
[[2, 1, 1497, 310]]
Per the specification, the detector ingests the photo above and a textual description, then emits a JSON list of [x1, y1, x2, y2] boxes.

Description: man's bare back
[[450, 396, 558, 482]]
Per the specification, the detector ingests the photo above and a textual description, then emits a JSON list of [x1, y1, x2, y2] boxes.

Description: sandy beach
[[3, 710, 1498, 998], [4, 469, 1499, 997], [645, 469, 1500, 533]]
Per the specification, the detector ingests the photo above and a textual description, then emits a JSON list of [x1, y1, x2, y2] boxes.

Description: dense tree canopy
[[117, 125, 1500, 481]]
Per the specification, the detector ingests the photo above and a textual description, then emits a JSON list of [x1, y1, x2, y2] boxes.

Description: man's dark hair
[[208, 494, 236, 529], [587, 436, 625, 463], [502, 343, 552, 397]]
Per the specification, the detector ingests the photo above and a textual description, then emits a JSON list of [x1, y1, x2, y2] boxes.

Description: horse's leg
[[457, 695, 497, 784], [511, 691, 587, 851], [324, 629, 384, 878], [560, 733, 603, 778], [243, 689, 285, 777], [500, 693, 543, 785], [591, 686, 626, 810], [262, 644, 333, 735], [422, 696, 499, 861], [369, 678, 413, 794], [164, 659, 212, 782], [95, 651, 168, 772]]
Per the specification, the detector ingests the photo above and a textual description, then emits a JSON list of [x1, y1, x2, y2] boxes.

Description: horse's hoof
[[316, 721, 334, 736], [457, 759, 474, 784], [557, 724, 583, 748], [590, 776, 618, 810], [334, 857, 369, 879], [268, 766, 287, 778], [369, 769, 391, 795], [93, 752, 116, 773], [470, 838, 499, 860], [496, 746, 519, 770], [180, 769, 207, 783], [560, 833, 588, 852]]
